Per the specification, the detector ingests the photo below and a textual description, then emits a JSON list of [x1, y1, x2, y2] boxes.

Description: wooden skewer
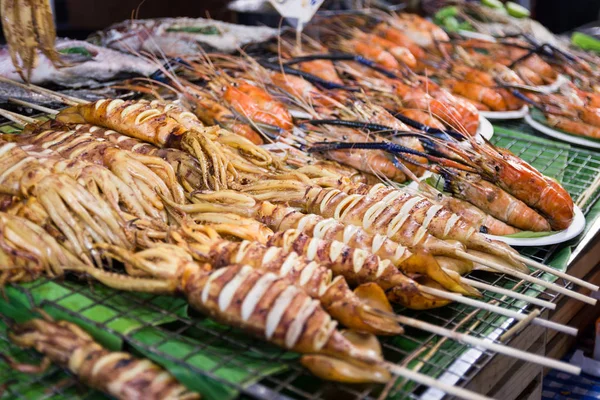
[[500, 309, 541, 342], [512, 253, 599, 292], [0, 76, 87, 105], [577, 170, 600, 209], [383, 362, 493, 400], [457, 276, 556, 310], [8, 98, 60, 116], [419, 286, 577, 336], [7, 98, 60, 115], [368, 307, 580, 375], [0, 108, 35, 126], [457, 251, 597, 306]]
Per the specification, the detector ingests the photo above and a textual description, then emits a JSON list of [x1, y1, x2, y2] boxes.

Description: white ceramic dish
[[477, 115, 494, 140], [484, 205, 585, 246], [525, 114, 600, 149], [480, 105, 529, 120]]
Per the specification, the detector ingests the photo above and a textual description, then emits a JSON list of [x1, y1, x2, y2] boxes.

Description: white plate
[[480, 105, 529, 120], [477, 115, 494, 140], [532, 74, 570, 94], [484, 205, 585, 247], [525, 114, 600, 149]]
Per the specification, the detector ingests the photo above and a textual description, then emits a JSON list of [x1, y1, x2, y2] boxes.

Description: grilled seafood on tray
[[0, 6, 596, 398]]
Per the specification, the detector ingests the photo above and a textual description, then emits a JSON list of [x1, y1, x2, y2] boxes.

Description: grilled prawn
[[7, 317, 199, 400]]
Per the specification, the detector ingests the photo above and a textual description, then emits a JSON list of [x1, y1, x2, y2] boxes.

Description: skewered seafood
[[241, 179, 528, 272], [6, 316, 200, 400], [441, 169, 551, 232], [56, 99, 276, 190], [173, 191, 476, 295], [177, 234, 407, 332], [0, 212, 84, 284], [466, 142, 574, 230], [267, 229, 464, 306], [0, 140, 131, 262], [3, 126, 185, 222], [71, 246, 392, 383]]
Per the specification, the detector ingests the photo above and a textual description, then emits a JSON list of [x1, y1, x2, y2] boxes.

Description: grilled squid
[[0, 212, 85, 284], [267, 229, 466, 307], [340, 182, 528, 271], [178, 191, 475, 296], [72, 245, 392, 383], [7, 317, 199, 400], [56, 99, 275, 190], [0, 140, 131, 262], [184, 238, 404, 333]]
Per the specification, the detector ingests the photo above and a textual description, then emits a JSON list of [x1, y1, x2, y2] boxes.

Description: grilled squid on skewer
[[179, 236, 404, 333], [267, 229, 474, 306], [6, 317, 199, 400], [71, 245, 392, 384], [175, 191, 475, 295], [0, 212, 86, 285], [56, 99, 275, 190], [0, 140, 131, 262], [337, 182, 529, 271]]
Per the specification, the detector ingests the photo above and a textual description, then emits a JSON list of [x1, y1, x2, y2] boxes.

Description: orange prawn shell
[[482, 147, 574, 230], [223, 82, 293, 130]]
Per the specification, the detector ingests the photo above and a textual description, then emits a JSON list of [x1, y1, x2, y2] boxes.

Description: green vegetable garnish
[[458, 21, 474, 31], [505, 2, 531, 18], [482, 0, 503, 9], [59, 47, 92, 57], [166, 25, 221, 35], [434, 6, 459, 23], [572, 32, 600, 53], [443, 16, 460, 32]]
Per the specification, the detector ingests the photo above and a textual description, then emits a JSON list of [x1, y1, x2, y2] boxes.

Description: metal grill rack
[[1, 123, 599, 400]]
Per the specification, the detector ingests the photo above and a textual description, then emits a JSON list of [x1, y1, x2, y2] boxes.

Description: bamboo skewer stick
[[368, 307, 580, 375], [577, 170, 600, 209], [0, 108, 35, 125], [457, 276, 556, 310], [383, 363, 492, 400], [456, 251, 596, 305], [512, 253, 599, 292], [499, 309, 541, 342], [8, 98, 59, 115], [418, 286, 577, 336]]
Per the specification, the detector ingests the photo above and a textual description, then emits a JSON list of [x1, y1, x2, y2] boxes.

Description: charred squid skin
[[8, 318, 199, 400], [192, 239, 403, 335], [179, 264, 391, 383], [267, 230, 452, 309]]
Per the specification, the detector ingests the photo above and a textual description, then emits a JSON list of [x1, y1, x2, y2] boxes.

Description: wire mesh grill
[[0, 121, 599, 400]]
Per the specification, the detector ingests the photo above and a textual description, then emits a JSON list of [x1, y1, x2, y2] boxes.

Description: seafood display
[[5, 316, 200, 400], [0, 5, 598, 400], [96, 18, 278, 54], [0, 39, 157, 87]]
